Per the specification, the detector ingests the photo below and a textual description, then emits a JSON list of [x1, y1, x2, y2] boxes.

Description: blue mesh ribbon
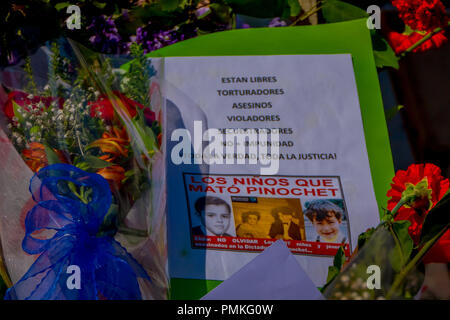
[[4, 164, 150, 300]]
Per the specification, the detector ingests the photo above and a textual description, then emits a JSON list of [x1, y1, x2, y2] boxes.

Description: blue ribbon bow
[[5, 164, 150, 300]]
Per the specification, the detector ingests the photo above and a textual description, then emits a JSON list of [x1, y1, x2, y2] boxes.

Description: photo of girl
[[235, 211, 266, 239]]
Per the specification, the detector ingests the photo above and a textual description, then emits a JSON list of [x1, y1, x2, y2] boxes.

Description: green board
[[147, 18, 394, 299]]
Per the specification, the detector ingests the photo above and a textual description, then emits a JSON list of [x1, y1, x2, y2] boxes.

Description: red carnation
[[423, 231, 450, 264], [387, 163, 450, 263], [3, 90, 63, 120], [89, 91, 145, 121], [387, 30, 448, 55], [392, 0, 448, 32], [90, 91, 157, 125], [143, 107, 156, 126]]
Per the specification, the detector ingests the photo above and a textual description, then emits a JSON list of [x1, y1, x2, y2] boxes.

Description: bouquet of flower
[[322, 164, 450, 299], [0, 39, 167, 299]]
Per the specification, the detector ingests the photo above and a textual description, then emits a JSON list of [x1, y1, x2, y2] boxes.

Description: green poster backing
[[147, 19, 394, 299]]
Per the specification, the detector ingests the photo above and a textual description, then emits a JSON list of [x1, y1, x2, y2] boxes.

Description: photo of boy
[[304, 200, 347, 243], [192, 196, 233, 237], [269, 206, 303, 240], [235, 211, 266, 239]]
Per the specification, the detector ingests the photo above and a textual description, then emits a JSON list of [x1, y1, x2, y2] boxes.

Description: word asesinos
[[171, 121, 280, 175]]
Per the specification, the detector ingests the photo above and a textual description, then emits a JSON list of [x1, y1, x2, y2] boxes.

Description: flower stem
[[385, 227, 447, 299], [401, 21, 450, 57], [0, 253, 12, 288], [117, 226, 149, 238], [388, 198, 407, 220], [291, 1, 323, 26], [388, 221, 406, 266]]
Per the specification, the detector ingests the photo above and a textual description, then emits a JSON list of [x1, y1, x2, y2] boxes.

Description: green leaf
[[385, 105, 404, 121], [325, 266, 340, 284], [55, 2, 71, 11], [288, 0, 301, 16], [370, 31, 399, 69], [225, 0, 289, 18], [44, 145, 61, 165], [389, 220, 413, 272], [373, 45, 400, 69], [98, 204, 119, 237], [67, 181, 78, 196], [132, 116, 158, 156], [160, 0, 181, 11], [320, 245, 346, 292], [30, 126, 40, 135], [404, 25, 414, 36], [210, 3, 233, 23], [93, 1, 107, 9], [322, 0, 368, 23], [357, 227, 376, 249], [12, 101, 25, 123], [0, 275, 6, 299], [420, 190, 450, 245], [81, 155, 112, 169], [75, 162, 90, 171], [333, 246, 346, 269]]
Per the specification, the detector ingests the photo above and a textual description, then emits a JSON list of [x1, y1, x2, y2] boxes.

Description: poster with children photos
[[164, 54, 380, 286]]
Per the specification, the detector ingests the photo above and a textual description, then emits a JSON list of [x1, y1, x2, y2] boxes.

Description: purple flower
[[196, 7, 211, 18], [134, 24, 196, 54], [7, 50, 21, 65], [268, 17, 287, 28], [87, 15, 124, 54]]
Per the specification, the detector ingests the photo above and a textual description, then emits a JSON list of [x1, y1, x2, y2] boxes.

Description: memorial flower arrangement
[[0, 0, 448, 301], [0, 0, 301, 67], [0, 41, 164, 299], [1, 1, 448, 71], [387, 0, 449, 55], [322, 163, 450, 300]]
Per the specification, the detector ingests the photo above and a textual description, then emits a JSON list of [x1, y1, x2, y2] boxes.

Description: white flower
[[350, 292, 359, 299], [340, 275, 350, 284]]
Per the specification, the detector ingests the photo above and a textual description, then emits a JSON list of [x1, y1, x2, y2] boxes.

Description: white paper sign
[[163, 54, 379, 286], [202, 240, 324, 300]]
